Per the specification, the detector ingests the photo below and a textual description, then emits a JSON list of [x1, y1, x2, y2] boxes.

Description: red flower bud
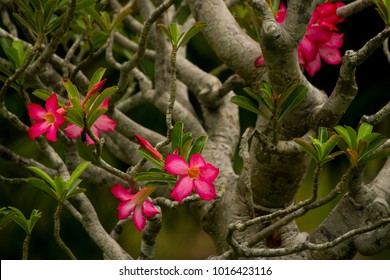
[[134, 134, 163, 161]]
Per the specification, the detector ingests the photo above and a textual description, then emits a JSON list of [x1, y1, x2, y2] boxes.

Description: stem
[[156, 46, 178, 149], [22, 233, 31, 260], [272, 106, 279, 145], [54, 203, 77, 260]]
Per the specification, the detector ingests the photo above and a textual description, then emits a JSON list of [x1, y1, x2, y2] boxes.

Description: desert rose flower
[[27, 93, 66, 142], [64, 98, 116, 145], [297, 2, 345, 76], [111, 184, 160, 231], [255, 2, 344, 76], [165, 154, 219, 203]]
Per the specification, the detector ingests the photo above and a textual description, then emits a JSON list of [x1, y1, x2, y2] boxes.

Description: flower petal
[[304, 53, 322, 76], [45, 125, 58, 142], [45, 94, 59, 112], [27, 103, 46, 121], [165, 154, 189, 176], [189, 154, 206, 168], [193, 179, 217, 201], [199, 164, 219, 183], [64, 123, 83, 138], [93, 115, 116, 132], [133, 206, 147, 231], [143, 200, 160, 218], [111, 184, 134, 201], [299, 36, 318, 62], [28, 122, 49, 139], [53, 112, 66, 128], [319, 46, 342, 64], [170, 176, 193, 203], [322, 32, 344, 49], [117, 200, 136, 220]]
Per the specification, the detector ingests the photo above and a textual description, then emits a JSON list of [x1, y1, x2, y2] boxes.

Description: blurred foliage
[[1, 2, 390, 260]]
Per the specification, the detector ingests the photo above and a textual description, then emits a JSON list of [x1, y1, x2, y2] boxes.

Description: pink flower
[[254, 2, 344, 76], [275, 1, 286, 23], [165, 154, 219, 203], [27, 94, 66, 142], [111, 184, 160, 231], [64, 98, 116, 145], [134, 134, 163, 161], [298, 2, 345, 76]]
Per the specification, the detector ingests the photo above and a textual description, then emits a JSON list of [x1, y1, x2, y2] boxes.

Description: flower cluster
[[27, 78, 116, 143], [111, 134, 219, 231], [255, 2, 345, 76]]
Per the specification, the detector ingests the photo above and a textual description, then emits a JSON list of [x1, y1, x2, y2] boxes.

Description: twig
[[112, 0, 176, 105], [337, 0, 373, 19], [22, 233, 31, 260], [54, 203, 77, 260], [242, 217, 390, 257]]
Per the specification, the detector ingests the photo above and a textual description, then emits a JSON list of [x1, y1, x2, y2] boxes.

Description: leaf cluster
[[334, 123, 390, 166], [295, 127, 343, 166], [13, 0, 67, 35], [1, 207, 41, 234], [27, 161, 90, 202], [157, 22, 207, 50], [0, 38, 30, 90], [295, 123, 390, 167], [373, 0, 390, 25], [231, 80, 308, 122]]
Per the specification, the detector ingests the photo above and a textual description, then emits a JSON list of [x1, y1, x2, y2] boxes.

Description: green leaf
[[137, 147, 165, 168], [318, 127, 328, 144], [169, 23, 180, 45], [86, 86, 117, 125], [64, 161, 91, 191], [357, 123, 373, 142], [278, 84, 308, 121], [86, 107, 107, 128], [322, 134, 341, 159], [111, 5, 132, 31], [243, 87, 272, 112], [188, 136, 207, 158], [62, 79, 83, 115], [259, 81, 275, 108], [178, 22, 207, 48], [28, 177, 57, 199], [28, 209, 42, 233], [27, 166, 56, 189], [359, 136, 386, 161], [7, 207, 29, 233], [157, 24, 173, 44], [87, 68, 106, 93], [346, 126, 358, 151], [0, 209, 16, 230], [359, 148, 390, 165], [133, 170, 177, 182], [65, 106, 85, 128], [334, 125, 352, 149], [32, 89, 66, 107], [53, 176, 66, 198], [230, 95, 268, 119], [294, 138, 320, 162], [171, 121, 184, 152]]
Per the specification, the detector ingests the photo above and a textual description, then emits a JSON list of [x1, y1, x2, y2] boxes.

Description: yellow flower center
[[188, 167, 200, 179], [44, 112, 55, 124]]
